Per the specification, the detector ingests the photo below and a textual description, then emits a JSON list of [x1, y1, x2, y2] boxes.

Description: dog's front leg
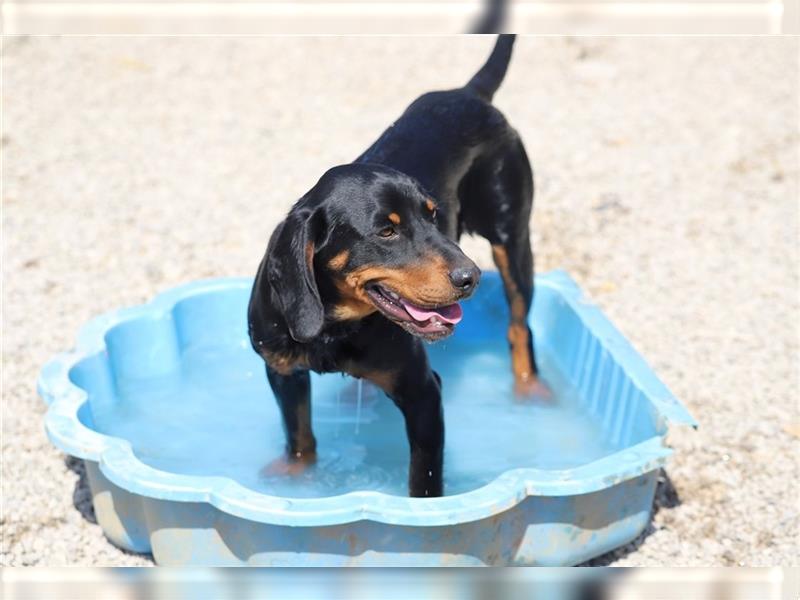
[[265, 366, 317, 464], [396, 370, 445, 498], [356, 365, 444, 498], [347, 328, 445, 498]]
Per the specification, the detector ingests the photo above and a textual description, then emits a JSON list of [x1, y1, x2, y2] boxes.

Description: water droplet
[[335, 387, 341, 438], [355, 379, 363, 435]]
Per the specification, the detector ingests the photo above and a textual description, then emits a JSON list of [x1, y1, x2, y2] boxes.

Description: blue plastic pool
[[39, 270, 695, 566]]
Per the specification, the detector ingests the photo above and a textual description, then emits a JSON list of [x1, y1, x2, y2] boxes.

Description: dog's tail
[[469, 0, 507, 34], [465, 34, 516, 102]]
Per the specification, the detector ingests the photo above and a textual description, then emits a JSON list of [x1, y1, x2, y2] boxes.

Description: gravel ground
[[2, 36, 798, 566]]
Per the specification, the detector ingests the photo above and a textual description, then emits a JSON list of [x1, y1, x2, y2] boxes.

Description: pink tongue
[[400, 300, 463, 325]]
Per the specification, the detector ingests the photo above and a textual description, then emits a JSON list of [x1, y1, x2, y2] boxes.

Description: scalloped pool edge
[[39, 271, 696, 528]]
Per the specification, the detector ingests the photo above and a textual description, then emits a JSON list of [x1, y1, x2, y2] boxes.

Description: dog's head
[[264, 164, 480, 343]]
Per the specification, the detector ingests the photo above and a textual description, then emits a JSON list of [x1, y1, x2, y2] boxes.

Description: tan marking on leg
[[327, 250, 349, 271], [260, 451, 316, 477], [345, 364, 398, 395], [362, 369, 397, 395], [293, 401, 317, 456], [492, 244, 538, 394], [508, 322, 535, 389], [263, 350, 309, 376]]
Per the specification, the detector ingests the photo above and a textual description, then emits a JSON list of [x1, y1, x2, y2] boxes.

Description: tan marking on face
[[331, 277, 377, 321], [388, 212, 401, 225], [426, 199, 436, 212], [492, 244, 538, 392], [328, 250, 350, 271], [326, 252, 376, 322], [345, 254, 455, 307]]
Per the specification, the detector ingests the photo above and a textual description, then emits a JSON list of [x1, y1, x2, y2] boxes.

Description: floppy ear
[[266, 208, 325, 343]]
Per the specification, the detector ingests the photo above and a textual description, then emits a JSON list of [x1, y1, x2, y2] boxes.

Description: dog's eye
[[430, 208, 437, 220], [377, 226, 397, 238]]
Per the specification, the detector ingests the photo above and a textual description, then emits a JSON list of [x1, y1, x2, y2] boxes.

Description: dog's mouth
[[365, 283, 463, 341]]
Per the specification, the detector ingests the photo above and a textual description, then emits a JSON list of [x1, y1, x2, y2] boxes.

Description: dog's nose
[[449, 265, 480, 294]]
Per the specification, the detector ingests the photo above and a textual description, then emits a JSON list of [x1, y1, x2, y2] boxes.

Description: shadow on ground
[[65, 456, 155, 563], [65, 456, 97, 524]]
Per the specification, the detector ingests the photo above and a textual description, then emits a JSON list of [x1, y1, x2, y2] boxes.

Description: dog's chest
[[259, 324, 365, 376]]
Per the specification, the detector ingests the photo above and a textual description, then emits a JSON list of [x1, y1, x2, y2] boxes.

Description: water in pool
[[86, 337, 621, 497]]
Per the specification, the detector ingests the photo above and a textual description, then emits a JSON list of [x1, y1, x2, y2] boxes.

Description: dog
[[248, 34, 543, 497]]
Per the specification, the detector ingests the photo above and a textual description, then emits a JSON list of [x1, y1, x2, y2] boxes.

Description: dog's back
[[355, 35, 524, 240]]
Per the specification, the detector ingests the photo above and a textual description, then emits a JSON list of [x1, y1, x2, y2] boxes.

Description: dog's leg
[[491, 239, 545, 397], [347, 336, 444, 498], [263, 366, 317, 474], [363, 369, 444, 497], [392, 370, 444, 497], [460, 137, 545, 397]]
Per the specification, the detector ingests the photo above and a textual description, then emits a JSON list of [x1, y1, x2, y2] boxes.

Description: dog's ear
[[266, 208, 325, 343]]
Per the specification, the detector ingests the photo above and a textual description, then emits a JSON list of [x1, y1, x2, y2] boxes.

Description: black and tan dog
[[249, 35, 544, 497]]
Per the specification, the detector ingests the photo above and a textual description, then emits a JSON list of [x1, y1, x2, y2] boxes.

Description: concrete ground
[[2, 36, 798, 566]]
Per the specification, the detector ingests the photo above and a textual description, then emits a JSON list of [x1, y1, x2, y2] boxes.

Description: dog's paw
[[259, 451, 317, 478], [513, 376, 552, 403]]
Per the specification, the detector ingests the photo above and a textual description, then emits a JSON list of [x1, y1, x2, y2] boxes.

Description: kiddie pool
[[38, 270, 695, 566]]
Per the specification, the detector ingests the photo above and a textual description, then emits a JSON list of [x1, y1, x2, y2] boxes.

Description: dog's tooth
[[388, 291, 400, 300]]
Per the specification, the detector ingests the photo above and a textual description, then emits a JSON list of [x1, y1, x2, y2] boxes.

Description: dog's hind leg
[[491, 238, 543, 397], [460, 136, 545, 397]]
